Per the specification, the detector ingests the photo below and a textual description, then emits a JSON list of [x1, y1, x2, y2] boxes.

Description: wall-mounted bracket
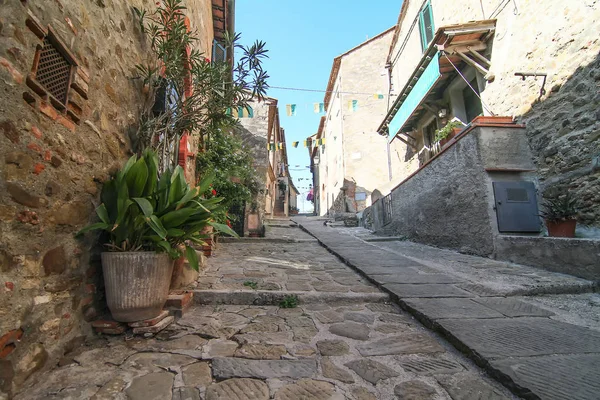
[[515, 72, 548, 100]]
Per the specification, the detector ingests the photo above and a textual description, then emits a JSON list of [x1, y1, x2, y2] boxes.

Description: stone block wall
[[235, 99, 270, 233], [0, 0, 212, 396], [363, 123, 536, 255], [367, 128, 496, 255]]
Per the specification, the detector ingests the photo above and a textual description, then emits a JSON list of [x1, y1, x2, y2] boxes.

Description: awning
[[379, 20, 497, 143]]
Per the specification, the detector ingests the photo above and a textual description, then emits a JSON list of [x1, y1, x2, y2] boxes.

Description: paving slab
[[356, 334, 445, 356], [316, 340, 349, 356], [438, 317, 600, 358], [490, 354, 600, 400], [397, 356, 465, 375], [125, 372, 174, 400], [321, 358, 355, 383], [437, 374, 511, 400], [211, 358, 317, 379], [370, 273, 464, 285], [403, 298, 506, 320], [328, 322, 370, 340], [393, 380, 437, 399], [344, 359, 400, 385], [384, 283, 474, 298], [472, 297, 555, 317], [205, 378, 269, 400], [273, 379, 335, 400]]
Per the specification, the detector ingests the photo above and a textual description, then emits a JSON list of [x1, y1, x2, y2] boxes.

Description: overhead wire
[[267, 85, 389, 97]]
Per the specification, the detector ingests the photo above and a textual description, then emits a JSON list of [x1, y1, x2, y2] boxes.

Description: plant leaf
[[132, 197, 154, 217], [146, 215, 167, 239], [185, 245, 199, 271], [209, 221, 239, 237], [95, 204, 110, 224], [126, 157, 149, 198]]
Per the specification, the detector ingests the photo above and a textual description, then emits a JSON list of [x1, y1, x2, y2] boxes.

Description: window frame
[[212, 40, 227, 63], [418, 1, 435, 53]]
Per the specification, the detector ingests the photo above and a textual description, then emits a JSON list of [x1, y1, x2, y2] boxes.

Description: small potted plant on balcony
[[540, 192, 578, 238], [78, 149, 236, 322], [434, 119, 465, 148]]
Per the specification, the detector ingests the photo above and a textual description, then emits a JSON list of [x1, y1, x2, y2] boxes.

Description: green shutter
[[419, 1, 434, 53]]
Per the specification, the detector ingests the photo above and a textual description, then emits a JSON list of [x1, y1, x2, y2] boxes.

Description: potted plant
[[78, 149, 236, 322], [434, 120, 465, 148], [540, 192, 578, 237]]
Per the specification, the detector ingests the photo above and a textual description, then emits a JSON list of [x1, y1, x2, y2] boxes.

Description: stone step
[[219, 237, 317, 244], [192, 289, 388, 306]]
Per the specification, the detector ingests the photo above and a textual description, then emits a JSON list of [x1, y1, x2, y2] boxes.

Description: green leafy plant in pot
[[434, 119, 465, 147], [540, 192, 578, 238], [77, 149, 237, 322]]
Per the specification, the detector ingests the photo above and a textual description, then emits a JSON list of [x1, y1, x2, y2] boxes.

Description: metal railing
[[382, 193, 393, 225]]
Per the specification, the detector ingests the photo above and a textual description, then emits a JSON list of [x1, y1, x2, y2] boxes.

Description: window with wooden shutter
[[419, 1, 435, 53]]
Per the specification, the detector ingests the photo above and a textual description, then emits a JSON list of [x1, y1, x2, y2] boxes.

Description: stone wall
[[363, 123, 535, 256], [366, 128, 496, 255], [235, 99, 270, 234], [0, 0, 212, 396]]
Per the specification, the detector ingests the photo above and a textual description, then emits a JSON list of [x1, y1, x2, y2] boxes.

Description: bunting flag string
[[286, 104, 297, 116], [313, 102, 325, 114], [267, 138, 327, 151]]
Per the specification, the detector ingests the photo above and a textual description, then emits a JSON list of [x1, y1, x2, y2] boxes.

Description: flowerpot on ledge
[[101, 252, 174, 322], [170, 249, 201, 290], [439, 127, 463, 148], [545, 219, 576, 238]]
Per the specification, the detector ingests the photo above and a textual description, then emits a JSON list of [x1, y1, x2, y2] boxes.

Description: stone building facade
[[312, 28, 406, 217], [235, 97, 296, 227], [0, 0, 219, 396], [378, 0, 600, 227]]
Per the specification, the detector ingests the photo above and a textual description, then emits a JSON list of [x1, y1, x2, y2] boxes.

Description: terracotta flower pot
[[439, 127, 463, 148], [101, 252, 174, 322], [545, 219, 577, 238]]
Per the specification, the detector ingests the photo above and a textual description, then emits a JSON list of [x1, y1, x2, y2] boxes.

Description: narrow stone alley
[[13, 219, 520, 400]]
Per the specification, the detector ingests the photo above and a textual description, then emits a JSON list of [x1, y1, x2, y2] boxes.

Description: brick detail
[[0, 329, 24, 359], [26, 11, 47, 39], [165, 291, 194, 309], [39, 101, 59, 120], [33, 163, 45, 175], [31, 126, 43, 139], [0, 57, 24, 84], [128, 310, 170, 328], [57, 115, 76, 132]]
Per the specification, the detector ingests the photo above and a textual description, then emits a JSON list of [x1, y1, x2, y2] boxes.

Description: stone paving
[[295, 217, 600, 400], [13, 220, 517, 399]]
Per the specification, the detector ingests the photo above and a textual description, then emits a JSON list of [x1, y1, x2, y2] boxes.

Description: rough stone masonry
[[0, 0, 214, 396]]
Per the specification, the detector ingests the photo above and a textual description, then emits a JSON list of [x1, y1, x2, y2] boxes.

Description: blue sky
[[236, 0, 402, 211]]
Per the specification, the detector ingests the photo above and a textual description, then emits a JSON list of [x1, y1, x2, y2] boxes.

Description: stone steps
[[192, 289, 388, 306]]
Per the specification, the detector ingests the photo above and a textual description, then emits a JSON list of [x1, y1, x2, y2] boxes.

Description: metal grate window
[[36, 38, 72, 104], [382, 193, 393, 225]]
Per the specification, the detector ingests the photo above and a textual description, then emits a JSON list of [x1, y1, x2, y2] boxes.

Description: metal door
[[492, 181, 541, 233]]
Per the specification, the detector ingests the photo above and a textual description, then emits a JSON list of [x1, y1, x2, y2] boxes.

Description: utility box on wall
[[492, 181, 541, 233]]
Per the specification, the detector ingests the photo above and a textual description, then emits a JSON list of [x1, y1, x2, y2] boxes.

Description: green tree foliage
[[196, 121, 260, 224]]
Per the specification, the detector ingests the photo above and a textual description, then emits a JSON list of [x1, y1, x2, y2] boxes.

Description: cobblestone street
[[13, 220, 516, 400]]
